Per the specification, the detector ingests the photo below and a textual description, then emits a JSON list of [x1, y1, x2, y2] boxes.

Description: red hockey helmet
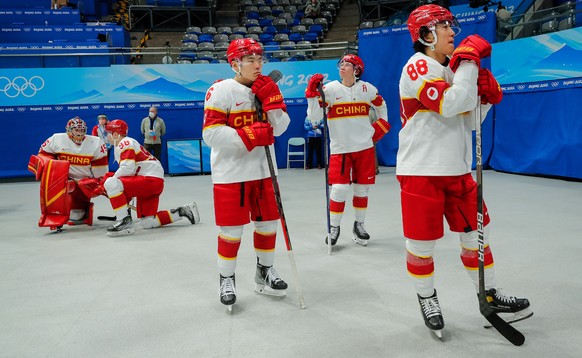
[[226, 38, 263, 64], [339, 54, 364, 77], [106, 119, 129, 137], [407, 4, 456, 43], [65, 116, 87, 145]]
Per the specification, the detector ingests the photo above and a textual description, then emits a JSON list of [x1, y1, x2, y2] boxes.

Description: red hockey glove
[[251, 75, 286, 112], [449, 35, 492, 72], [478, 68, 502, 105], [78, 178, 106, 198], [372, 118, 391, 142], [305, 74, 324, 98], [237, 122, 274, 151]]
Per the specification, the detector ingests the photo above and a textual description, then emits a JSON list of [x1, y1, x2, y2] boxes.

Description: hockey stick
[[97, 201, 137, 221], [475, 102, 525, 346], [317, 82, 332, 256], [256, 70, 306, 309]]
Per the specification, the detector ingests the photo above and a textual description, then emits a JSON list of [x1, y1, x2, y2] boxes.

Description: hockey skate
[[418, 290, 445, 339], [171, 201, 200, 224], [219, 274, 236, 312], [324, 225, 340, 246], [254, 261, 287, 298], [482, 288, 533, 328], [106, 215, 135, 237], [352, 221, 370, 246], [67, 204, 94, 226]]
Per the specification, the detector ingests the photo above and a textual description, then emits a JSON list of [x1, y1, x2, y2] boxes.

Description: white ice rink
[[1, 168, 581, 357]]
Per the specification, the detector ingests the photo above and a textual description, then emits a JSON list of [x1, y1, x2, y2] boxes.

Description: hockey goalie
[[28, 117, 109, 232]]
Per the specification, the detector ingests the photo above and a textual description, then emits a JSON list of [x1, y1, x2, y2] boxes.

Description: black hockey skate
[[324, 225, 340, 246], [254, 260, 287, 297], [483, 288, 533, 328], [352, 221, 370, 246], [106, 215, 135, 237], [171, 201, 200, 224], [418, 290, 445, 339], [219, 274, 236, 312]]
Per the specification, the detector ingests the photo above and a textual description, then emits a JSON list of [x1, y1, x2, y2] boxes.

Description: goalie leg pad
[[28, 154, 53, 180], [38, 159, 71, 229]]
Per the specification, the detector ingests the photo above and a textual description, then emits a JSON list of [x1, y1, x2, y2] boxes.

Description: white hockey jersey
[[397, 53, 491, 176], [113, 136, 164, 179], [39, 133, 108, 181], [202, 78, 290, 184], [306, 79, 387, 155]]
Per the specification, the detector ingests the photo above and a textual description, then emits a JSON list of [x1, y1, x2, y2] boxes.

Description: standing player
[[398, 4, 532, 337], [202, 38, 290, 309], [305, 54, 390, 247], [102, 119, 199, 236], [29, 117, 109, 231]]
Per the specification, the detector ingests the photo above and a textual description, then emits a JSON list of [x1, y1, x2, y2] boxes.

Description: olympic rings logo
[[0, 76, 45, 98]]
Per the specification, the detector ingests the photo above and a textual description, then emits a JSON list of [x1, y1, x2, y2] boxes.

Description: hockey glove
[[305, 74, 324, 98], [251, 75, 286, 112], [449, 35, 492, 72], [237, 121, 274, 151], [478, 68, 502, 105], [78, 178, 106, 198], [372, 118, 391, 142]]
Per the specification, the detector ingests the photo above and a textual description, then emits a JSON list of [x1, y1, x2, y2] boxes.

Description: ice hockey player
[[101, 119, 199, 236], [398, 4, 533, 338], [202, 38, 290, 311], [28, 116, 109, 231], [305, 54, 390, 247]]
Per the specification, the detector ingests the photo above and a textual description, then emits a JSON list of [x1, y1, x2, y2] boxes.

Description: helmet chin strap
[[232, 60, 243, 77], [419, 29, 438, 50]]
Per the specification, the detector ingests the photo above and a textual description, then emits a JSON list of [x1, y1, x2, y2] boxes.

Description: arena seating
[[0, 1, 130, 68], [178, 0, 342, 63]]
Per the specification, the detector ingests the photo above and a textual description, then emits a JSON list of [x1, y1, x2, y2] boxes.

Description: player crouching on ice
[[398, 5, 532, 338], [28, 117, 109, 232], [202, 38, 291, 310], [101, 119, 199, 237]]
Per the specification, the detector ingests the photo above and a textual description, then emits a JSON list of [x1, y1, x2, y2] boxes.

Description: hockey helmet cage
[[65, 116, 87, 145], [106, 119, 129, 137], [407, 4, 456, 43], [339, 54, 364, 77], [226, 38, 263, 64]]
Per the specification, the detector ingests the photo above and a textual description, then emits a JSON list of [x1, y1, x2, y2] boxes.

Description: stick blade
[[484, 312, 525, 346]]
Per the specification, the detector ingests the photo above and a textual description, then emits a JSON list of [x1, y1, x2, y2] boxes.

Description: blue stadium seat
[[198, 34, 214, 43], [259, 17, 273, 27], [263, 26, 278, 35], [308, 25, 324, 39], [259, 33, 274, 43], [303, 32, 318, 43], [289, 32, 303, 42]]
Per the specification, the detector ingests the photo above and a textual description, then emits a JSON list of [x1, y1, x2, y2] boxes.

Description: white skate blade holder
[[254, 283, 286, 298], [483, 308, 533, 328], [106, 227, 135, 237], [352, 235, 368, 246]]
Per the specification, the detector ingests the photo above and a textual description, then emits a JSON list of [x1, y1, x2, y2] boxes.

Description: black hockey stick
[[97, 202, 137, 221], [475, 102, 525, 346], [317, 82, 332, 256], [256, 70, 306, 309]]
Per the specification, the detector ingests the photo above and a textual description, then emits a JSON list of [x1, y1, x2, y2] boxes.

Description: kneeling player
[[28, 117, 109, 232], [102, 119, 200, 237]]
